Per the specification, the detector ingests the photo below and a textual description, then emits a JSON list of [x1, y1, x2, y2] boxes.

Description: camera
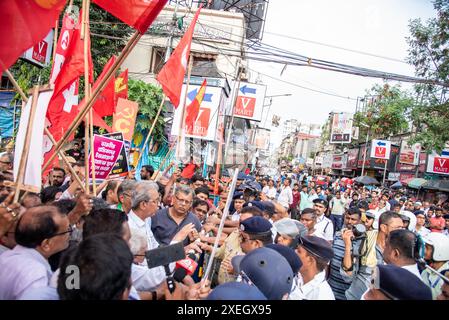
[[348, 224, 367, 239]]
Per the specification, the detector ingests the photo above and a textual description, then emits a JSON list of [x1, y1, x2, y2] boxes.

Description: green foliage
[[406, 0, 449, 153], [353, 84, 412, 142], [128, 79, 166, 146]]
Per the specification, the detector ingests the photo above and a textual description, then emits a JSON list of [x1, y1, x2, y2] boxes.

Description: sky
[[249, 0, 437, 149]]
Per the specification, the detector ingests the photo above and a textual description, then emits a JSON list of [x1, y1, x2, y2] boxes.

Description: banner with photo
[[330, 112, 353, 143]]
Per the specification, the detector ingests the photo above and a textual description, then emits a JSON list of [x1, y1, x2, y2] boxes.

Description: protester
[[299, 208, 326, 239], [328, 207, 362, 300], [58, 233, 133, 300], [383, 229, 422, 279], [340, 211, 403, 300], [312, 198, 334, 242], [329, 190, 346, 232], [273, 218, 307, 247], [0, 206, 71, 299], [277, 177, 293, 210]]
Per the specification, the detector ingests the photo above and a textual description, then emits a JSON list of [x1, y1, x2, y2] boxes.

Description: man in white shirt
[[383, 229, 423, 279], [263, 179, 277, 200], [312, 199, 334, 242], [277, 178, 293, 210], [329, 191, 346, 232], [0, 206, 71, 300], [293, 235, 335, 300]]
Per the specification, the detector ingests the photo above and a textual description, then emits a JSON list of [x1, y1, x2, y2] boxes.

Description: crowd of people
[[1, 154, 449, 301]]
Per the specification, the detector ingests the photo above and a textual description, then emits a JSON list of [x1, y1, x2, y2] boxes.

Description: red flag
[[0, 0, 66, 74], [52, 10, 93, 99], [184, 79, 207, 133], [157, 6, 202, 108], [115, 69, 129, 101], [92, 56, 117, 117], [92, 0, 167, 34]]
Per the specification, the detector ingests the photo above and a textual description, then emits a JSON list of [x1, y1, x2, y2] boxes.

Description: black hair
[[240, 205, 263, 217], [50, 199, 76, 215], [82, 208, 128, 240], [301, 208, 317, 217], [40, 186, 63, 204], [190, 174, 205, 184], [52, 167, 66, 176], [347, 206, 362, 217], [156, 181, 166, 199], [387, 229, 418, 261], [15, 206, 63, 248], [102, 180, 120, 201], [248, 231, 273, 246], [57, 234, 133, 300], [141, 165, 154, 177], [379, 211, 402, 227], [392, 204, 402, 210], [284, 178, 292, 185], [192, 198, 210, 210], [195, 186, 210, 198]]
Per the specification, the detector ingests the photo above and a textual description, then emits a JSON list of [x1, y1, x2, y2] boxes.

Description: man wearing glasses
[[340, 210, 403, 300], [0, 152, 13, 171], [0, 206, 71, 300], [151, 185, 202, 246]]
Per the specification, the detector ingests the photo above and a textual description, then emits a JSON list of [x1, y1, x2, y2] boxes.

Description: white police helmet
[[424, 233, 449, 261]]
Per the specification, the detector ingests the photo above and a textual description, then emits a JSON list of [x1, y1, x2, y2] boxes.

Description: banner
[[399, 140, 421, 165], [21, 30, 54, 67], [171, 84, 222, 141], [103, 132, 130, 178], [330, 112, 353, 143], [89, 135, 124, 180], [322, 154, 333, 169], [228, 81, 267, 122], [332, 154, 344, 169], [14, 90, 52, 191], [112, 98, 138, 141], [426, 151, 449, 175], [370, 139, 391, 160], [346, 148, 359, 169]]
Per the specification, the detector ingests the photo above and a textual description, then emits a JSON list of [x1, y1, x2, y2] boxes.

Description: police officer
[[292, 235, 335, 300], [362, 264, 432, 300]]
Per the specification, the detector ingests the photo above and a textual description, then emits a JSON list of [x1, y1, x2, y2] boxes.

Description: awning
[[422, 180, 449, 192], [402, 177, 428, 189]]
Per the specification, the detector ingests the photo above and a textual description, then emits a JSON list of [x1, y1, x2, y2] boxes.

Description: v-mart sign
[[427, 152, 449, 175], [370, 139, 391, 160], [229, 81, 266, 122]]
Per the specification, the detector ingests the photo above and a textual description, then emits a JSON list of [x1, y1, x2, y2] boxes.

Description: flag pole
[[42, 29, 143, 173], [82, 0, 91, 195], [136, 94, 166, 166], [176, 55, 194, 161], [4, 69, 86, 192], [13, 86, 40, 203], [152, 142, 176, 181]]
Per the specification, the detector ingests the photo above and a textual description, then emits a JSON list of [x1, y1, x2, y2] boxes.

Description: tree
[[353, 83, 412, 143], [128, 79, 166, 148], [407, 0, 449, 153]]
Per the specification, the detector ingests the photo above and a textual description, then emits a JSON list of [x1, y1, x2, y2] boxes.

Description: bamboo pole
[[176, 55, 194, 160], [152, 142, 177, 181], [5, 69, 86, 192], [82, 0, 91, 194], [14, 86, 40, 203], [89, 106, 96, 195], [42, 31, 142, 173], [53, 19, 59, 61], [135, 95, 166, 166]]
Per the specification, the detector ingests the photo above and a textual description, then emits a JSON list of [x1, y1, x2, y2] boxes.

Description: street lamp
[[262, 93, 292, 127], [360, 123, 370, 177]]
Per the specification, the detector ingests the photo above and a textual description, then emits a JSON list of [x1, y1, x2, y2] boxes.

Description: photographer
[[340, 211, 403, 300], [328, 207, 363, 300]]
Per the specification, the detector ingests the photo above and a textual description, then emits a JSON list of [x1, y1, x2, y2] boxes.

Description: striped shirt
[[328, 232, 351, 300]]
